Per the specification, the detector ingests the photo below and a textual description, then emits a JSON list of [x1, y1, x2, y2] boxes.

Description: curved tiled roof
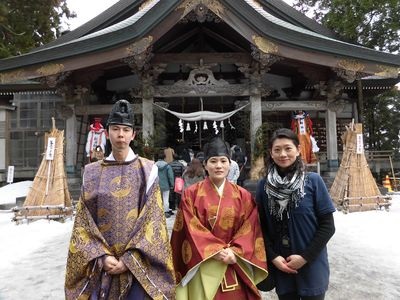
[[232, 0, 400, 65], [41, 0, 143, 49], [0, 0, 170, 71], [257, 0, 336, 38], [0, 0, 399, 72], [33, 0, 159, 52]]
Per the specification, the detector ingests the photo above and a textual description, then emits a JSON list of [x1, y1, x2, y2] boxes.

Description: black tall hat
[[106, 99, 134, 128], [203, 137, 231, 162]]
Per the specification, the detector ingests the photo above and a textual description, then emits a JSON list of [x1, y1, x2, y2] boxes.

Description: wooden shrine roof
[[0, 0, 399, 83]]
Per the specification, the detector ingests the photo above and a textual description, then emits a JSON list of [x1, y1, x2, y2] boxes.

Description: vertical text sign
[[356, 134, 364, 154], [7, 166, 14, 183], [46, 137, 56, 160]]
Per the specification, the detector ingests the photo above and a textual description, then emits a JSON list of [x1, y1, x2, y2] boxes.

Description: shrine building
[[0, 0, 399, 183]]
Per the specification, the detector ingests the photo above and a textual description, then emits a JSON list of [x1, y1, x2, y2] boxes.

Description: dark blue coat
[[256, 172, 335, 296]]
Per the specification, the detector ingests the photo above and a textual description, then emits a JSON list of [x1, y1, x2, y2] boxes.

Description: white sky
[[0, 180, 399, 299], [64, 0, 120, 30]]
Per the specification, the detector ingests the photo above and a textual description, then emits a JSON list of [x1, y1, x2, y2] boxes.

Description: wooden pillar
[[0, 109, 7, 179], [154, 102, 168, 145], [142, 97, 154, 141], [65, 106, 77, 174], [352, 102, 359, 123], [357, 79, 363, 124], [250, 94, 262, 158], [325, 108, 339, 169]]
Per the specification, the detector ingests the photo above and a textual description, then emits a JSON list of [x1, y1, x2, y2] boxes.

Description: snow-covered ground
[[0, 181, 32, 206], [0, 180, 399, 299], [262, 193, 400, 300]]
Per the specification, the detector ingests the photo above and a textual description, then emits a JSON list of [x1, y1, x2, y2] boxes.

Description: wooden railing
[[316, 150, 393, 162]]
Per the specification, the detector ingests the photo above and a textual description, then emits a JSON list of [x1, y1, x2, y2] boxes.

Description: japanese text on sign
[[356, 134, 364, 154], [7, 166, 14, 183], [46, 137, 56, 160]]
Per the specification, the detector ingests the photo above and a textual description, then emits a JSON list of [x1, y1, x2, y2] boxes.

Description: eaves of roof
[[0, 0, 177, 72], [0, 80, 43, 93], [50, 0, 336, 48], [0, 0, 399, 73], [258, 0, 336, 38], [227, 0, 400, 66], [41, 0, 142, 50], [358, 75, 400, 86]]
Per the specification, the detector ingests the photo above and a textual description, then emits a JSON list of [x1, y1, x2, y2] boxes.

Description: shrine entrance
[[158, 96, 246, 152]]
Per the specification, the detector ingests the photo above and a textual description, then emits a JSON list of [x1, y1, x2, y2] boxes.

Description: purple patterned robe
[[65, 157, 175, 299]]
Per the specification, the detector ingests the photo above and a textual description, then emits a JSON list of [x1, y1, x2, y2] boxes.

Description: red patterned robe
[[65, 156, 175, 299], [291, 112, 316, 164], [171, 177, 268, 300]]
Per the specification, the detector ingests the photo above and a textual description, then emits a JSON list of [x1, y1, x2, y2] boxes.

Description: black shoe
[[169, 210, 175, 215]]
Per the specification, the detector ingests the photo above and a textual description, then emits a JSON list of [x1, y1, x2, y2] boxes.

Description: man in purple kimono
[[65, 100, 175, 299]]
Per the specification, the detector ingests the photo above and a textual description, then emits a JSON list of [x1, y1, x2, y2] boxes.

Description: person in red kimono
[[171, 137, 268, 300], [290, 111, 318, 164], [85, 117, 107, 163]]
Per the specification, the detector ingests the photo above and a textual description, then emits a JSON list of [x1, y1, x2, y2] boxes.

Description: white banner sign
[[356, 134, 364, 154], [7, 166, 14, 183], [46, 137, 56, 160]]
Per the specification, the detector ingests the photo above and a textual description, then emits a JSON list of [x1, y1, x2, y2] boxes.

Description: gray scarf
[[264, 165, 305, 220]]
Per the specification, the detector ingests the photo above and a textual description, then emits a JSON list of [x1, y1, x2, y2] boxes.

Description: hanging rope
[[153, 102, 249, 122]]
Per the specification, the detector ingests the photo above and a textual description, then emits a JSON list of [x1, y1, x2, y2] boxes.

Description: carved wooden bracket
[[332, 59, 368, 83], [0, 70, 25, 84], [73, 85, 90, 98], [35, 71, 76, 101], [252, 36, 279, 54], [149, 65, 248, 97], [122, 37, 154, 74], [236, 62, 273, 97], [312, 80, 344, 103], [326, 81, 345, 112], [130, 64, 167, 99], [177, 0, 225, 20], [54, 83, 74, 100], [313, 81, 328, 97], [38, 71, 72, 89], [161, 65, 234, 96], [251, 44, 282, 73], [374, 65, 400, 78], [180, 3, 222, 23]]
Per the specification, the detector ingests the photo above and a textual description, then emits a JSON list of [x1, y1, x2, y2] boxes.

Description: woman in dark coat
[[256, 128, 335, 300]]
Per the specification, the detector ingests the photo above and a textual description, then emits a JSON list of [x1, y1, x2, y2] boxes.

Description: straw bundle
[[18, 118, 73, 219], [330, 122, 390, 213]]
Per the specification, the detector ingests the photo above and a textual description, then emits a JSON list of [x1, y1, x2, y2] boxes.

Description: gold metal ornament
[[337, 59, 365, 73], [126, 36, 154, 56], [177, 0, 225, 19], [375, 65, 400, 78], [36, 63, 65, 77], [0, 70, 25, 83], [252, 36, 279, 54]]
